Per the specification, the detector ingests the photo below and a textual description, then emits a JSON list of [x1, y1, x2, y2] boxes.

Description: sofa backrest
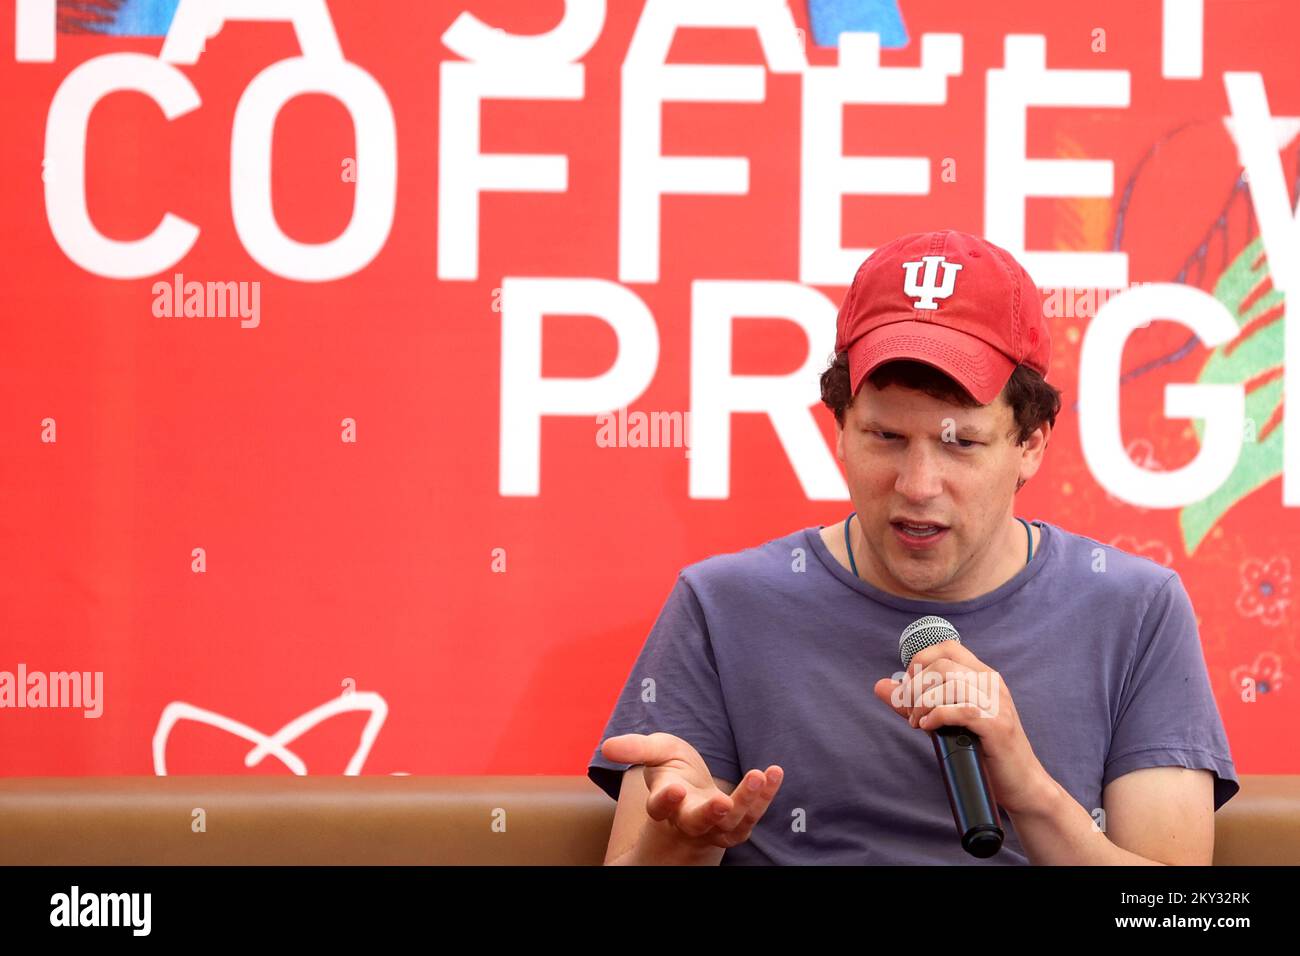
[[0, 775, 1295, 865]]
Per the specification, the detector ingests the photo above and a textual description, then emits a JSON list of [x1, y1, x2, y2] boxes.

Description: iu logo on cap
[[901, 255, 963, 310]]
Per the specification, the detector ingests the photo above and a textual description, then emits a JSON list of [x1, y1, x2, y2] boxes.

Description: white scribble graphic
[[152, 692, 388, 775]]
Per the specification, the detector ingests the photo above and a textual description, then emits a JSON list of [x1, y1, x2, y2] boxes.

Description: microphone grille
[[899, 615, 961, 670]]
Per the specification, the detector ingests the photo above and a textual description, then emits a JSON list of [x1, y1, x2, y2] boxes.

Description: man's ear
[[834, 413, 846, 463], [1018, 421, 1051, 485]]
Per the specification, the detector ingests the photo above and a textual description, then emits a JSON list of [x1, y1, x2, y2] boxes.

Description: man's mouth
[[890, 519, 948, 537], [890, 520, 950, 547]]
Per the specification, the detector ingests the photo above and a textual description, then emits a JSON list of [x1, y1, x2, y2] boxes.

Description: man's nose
[[894, 444, 944, 501]]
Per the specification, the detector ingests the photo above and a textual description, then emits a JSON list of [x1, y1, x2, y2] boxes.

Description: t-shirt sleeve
[[587, 571, 742, 801], [1103, 572, 1240, 811]]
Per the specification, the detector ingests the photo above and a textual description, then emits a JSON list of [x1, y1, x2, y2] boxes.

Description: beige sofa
[[0, 775, 1295, 865]]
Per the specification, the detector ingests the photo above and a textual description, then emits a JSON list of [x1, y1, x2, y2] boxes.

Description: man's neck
[[819, 516, 1039, 602]]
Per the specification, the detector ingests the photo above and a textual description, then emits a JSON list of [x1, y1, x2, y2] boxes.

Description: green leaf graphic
[[1180, 236, 1284, 555]]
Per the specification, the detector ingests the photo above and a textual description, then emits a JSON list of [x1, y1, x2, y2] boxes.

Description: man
[[587, 229, 1239, 865]]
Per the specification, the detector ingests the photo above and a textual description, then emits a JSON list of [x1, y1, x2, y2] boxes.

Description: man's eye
[[870, 431, 901, 440], [953, 438, 980, 449]]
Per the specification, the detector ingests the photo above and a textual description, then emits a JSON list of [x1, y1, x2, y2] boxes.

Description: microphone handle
[[931, 725, 1005, 858]]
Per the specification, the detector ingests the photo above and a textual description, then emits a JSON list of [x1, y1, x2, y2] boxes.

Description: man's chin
[[884, 559, 949, 594]]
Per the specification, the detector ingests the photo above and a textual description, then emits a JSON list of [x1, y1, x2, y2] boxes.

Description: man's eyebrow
[[861, 419, 992, 439]]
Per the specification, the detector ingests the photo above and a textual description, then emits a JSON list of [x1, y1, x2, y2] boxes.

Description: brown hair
[[818, 353, 1062, 445]]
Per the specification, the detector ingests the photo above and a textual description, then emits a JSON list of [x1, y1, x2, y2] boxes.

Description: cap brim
[[848, 321, 1014, 405]]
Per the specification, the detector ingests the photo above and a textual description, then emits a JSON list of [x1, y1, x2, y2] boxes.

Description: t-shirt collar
[[805, 519, 1054, 615]]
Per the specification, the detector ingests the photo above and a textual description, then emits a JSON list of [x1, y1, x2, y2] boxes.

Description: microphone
[[899, 615, 1004, 858]]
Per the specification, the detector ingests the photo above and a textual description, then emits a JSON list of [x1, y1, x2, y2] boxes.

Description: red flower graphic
[[1236, 557, 1292, 627], [1230, 653, 1284, 696], [1110, 535, 1173, 567]]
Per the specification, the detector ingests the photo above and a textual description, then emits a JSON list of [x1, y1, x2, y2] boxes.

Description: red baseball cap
[[834, 229, 1051, 405]]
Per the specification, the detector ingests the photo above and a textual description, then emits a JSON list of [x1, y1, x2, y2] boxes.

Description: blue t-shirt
[[587, 519, 1240, 864]]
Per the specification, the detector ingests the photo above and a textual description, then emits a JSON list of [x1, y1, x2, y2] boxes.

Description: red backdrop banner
[[0, 0, 1295, 776]]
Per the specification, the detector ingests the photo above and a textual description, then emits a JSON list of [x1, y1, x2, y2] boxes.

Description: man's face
[[834, 377, 1047, 601]]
